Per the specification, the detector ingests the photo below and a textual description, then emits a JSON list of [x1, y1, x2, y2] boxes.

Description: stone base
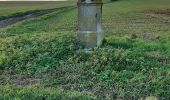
[[77, 31, 103, 49]]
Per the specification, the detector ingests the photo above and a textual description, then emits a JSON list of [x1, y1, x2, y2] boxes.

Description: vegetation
[[0, 1, 75, 21], [0, 85, 95, 99], [111, 0, 118, 2], [0, 0, 170, 99]]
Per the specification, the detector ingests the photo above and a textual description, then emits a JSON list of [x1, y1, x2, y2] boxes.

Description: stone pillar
[[77, 0, 103, 49]]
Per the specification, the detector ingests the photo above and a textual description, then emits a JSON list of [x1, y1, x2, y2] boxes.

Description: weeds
[[0, 0, 170, 99]]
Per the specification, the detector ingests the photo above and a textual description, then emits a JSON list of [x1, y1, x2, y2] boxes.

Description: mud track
[[0, 7, 71, 29]]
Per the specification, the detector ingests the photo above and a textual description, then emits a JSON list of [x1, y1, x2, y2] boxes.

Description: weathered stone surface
[[77, 0, 103, 49]]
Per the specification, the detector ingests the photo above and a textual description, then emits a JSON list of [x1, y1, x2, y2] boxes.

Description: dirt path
[[0, 7, 69, 28]]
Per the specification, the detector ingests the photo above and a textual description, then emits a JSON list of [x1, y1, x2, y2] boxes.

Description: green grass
[[0, 0, 170, 99], [0, 1, 76, 20], [0, 85, 95, 100]]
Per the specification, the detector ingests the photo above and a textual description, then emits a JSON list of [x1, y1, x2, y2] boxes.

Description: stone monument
[[77, 0, 103, 49]]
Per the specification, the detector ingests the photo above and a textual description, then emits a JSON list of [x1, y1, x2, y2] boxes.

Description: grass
[[0, 0, 170, 99], [0, 1, 76, 20], [0, 85, 95, 100]]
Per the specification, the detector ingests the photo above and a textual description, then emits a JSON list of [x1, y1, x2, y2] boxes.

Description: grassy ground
[[0, 0, 170, 99], [0, 1, 76, 20]]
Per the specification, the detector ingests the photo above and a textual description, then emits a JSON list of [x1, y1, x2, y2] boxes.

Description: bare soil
[[0, 7, 62, 28]]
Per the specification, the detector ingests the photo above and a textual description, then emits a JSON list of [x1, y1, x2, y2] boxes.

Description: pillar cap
[[78, 0, 103, 4]]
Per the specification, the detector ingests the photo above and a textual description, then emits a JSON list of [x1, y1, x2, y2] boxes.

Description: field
[[0, 1, 76, 20], [0, 0, 170, 99]]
